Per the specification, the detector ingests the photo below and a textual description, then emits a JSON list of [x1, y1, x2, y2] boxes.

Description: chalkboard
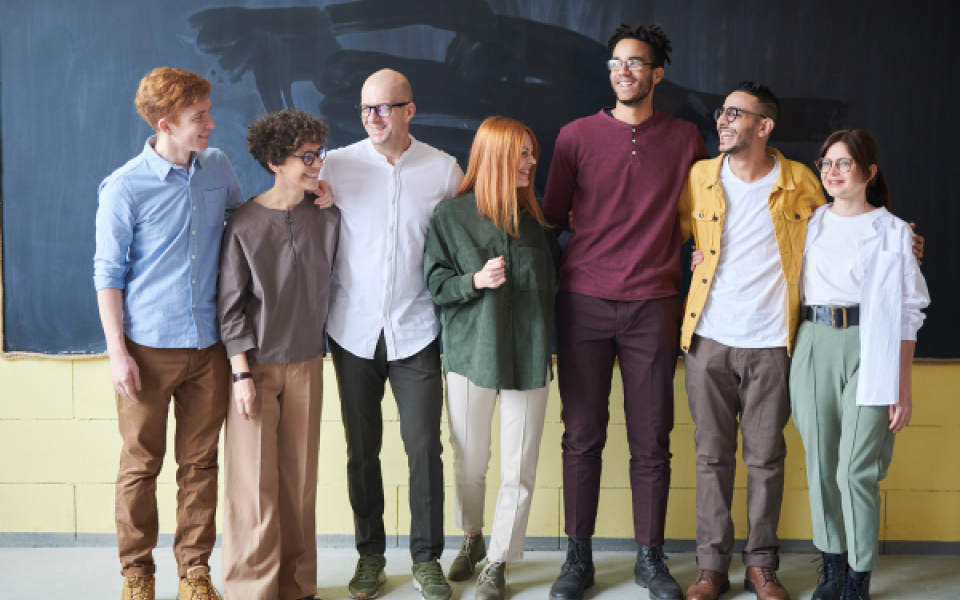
[[2, 0, 957, 357]]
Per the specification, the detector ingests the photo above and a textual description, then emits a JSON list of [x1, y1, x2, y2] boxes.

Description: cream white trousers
[[445, 370, 550, 562]]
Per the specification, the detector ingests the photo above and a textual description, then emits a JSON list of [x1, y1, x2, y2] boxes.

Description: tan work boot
[[744, 566, 791, 600], [122, 575, 155, 600], [177, 566, 223, 600], [686, 569, 730, 600]]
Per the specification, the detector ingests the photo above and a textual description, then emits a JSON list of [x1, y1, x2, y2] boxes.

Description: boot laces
[[184, 574, 222, 600], [694, 569, 717, 585], [560, 542, 590, 576], [641, 547, 671, 577], [458, 535, 479, 558], [755, 567, 779, 588], [125, 576, 154, 600], [477, 562, 504, 586], [356, 555, 384, 579], [813, 554, 844, 587], [416, 560, 447, 586]]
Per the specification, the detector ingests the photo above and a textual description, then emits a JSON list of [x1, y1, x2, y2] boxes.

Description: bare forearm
[[96, 288, 128, 356]]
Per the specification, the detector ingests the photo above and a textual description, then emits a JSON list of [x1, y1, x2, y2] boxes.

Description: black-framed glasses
[[290, 147, 327, 166], [607, 57, 654, 72], [815, 157, 855, 173], [356, 102, 411, 118], [714, 106, 770, 122]]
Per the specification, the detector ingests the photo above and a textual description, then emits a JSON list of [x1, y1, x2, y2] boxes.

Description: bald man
[[318, 70, 464, 600]]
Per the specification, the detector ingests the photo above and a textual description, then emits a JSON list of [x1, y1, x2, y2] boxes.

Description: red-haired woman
[[424, 116, 560, 600]]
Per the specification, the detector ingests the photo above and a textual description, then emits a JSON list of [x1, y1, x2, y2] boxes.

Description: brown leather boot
[[686, 569, 730, 600], [744, 566, 791, 600]]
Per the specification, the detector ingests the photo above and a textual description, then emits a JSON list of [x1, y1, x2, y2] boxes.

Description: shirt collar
[[362, 135, 418, 166], [142, 135, 202, 181]]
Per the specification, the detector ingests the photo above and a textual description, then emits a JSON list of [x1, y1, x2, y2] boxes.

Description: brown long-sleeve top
[[218, 197, 340, 365]]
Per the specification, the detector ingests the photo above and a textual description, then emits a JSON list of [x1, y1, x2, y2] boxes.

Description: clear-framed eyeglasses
[[815, 157, 856, 173], [606, 58, 654, 72]]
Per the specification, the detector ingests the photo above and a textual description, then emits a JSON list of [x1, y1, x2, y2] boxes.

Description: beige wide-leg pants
[[223, 354, 324, 600], [446, 370, 550, 563]]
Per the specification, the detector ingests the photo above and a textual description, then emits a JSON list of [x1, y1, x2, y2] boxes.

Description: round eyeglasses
[[356, 102, 411, 118], [815, 157, 855, 173], [290, 147, 327, 166]]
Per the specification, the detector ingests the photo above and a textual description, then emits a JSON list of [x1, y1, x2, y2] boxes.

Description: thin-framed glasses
[[607, 58, 654, 72], [356, 102, 411, 118], [714, 106, 769, 122], [290, 147, 327, 166], [815, 157, 855, 173]]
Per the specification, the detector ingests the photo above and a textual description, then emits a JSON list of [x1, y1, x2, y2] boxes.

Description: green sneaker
[[448, 534, 487, 581], [475, 561, 506, 600], [348, 554, 387, 599], [411, 558, 453, 600]]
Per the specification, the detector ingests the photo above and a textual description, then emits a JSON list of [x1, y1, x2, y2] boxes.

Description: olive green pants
[[789, 321, 895, 571]]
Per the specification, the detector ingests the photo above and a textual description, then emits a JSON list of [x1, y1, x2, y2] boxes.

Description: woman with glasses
[[218, 108, 340, 600], [424, 117, 560, 600]]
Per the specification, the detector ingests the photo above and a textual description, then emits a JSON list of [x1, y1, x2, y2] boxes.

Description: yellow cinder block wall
[[1, 358, 958, 544]]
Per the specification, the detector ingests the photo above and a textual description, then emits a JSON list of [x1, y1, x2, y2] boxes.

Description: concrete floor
[[0, 547, 957, 599]]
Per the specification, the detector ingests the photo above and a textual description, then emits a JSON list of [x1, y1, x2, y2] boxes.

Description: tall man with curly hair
[[94, 67, 243, 600], [541, 24, 708, 600]]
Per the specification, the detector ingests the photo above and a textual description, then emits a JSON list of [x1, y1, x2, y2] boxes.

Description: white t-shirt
[[802, 208, 881, 306], [321, 136, 464, 361], [695, 156, 788, 348]]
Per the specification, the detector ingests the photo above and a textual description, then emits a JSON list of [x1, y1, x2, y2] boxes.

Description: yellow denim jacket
[[678, 148, 826, 355]]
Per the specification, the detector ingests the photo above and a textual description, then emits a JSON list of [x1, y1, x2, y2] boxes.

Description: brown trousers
[[223, 354, 324, 600], [684, 334, 791, 571], [116, 338, 230, 578]]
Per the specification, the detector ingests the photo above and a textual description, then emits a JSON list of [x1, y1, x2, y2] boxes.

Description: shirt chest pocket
[[693, 207, 721, 251], [203, 188, 228, 228], [780, 205, 813, 254], [514, 247, 550, 292]]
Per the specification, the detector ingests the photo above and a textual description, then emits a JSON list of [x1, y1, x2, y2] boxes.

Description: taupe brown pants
[[115, 338, 230, 578], [222, 354, 324, 600], [684, 334, 791, 571]]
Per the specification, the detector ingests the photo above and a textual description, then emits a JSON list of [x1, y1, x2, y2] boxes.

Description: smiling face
[[609, 38, 661, 107], [360, 73, 414, 150], [162, 96, 215, 153], [820, 141, 875, 201], [516, 133, 537, 188], [272, 141, 323, 193], [717, 91, 770, 155]]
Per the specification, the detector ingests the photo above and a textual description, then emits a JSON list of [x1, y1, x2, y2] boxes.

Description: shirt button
[[702, 279, 707, 284], [690, 312, 696, 317], [390, 226, 394, 232], [632, 128, 636, 132], [191, 255, 196, 259], [193, 206, 196, 211], [710, 249, 716, 255], [699, 213, 704, 218], [632, 150, 636, 155], [192, 304, 196, 308], [632, 139, 636, 143], [192, 231, 196, 235], [383, 311, 388, 317], [192, 279, 196, 284], [712, 216, 718, 221]]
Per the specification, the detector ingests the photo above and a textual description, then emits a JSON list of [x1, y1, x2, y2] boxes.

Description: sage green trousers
[[789, 321, 895, 571]]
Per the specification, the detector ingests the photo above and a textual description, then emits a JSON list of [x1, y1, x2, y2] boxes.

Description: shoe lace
[[184, 575, 222, 600], [694, 569, 717, 585], [755, 567, 779, 588], [458, 535, 479, 558], [843, 573, 869, 600], [477, 562, 504, 586], [641, 547, 671, 577], [813, 554, 844, 587], [560, 542, 590, 577], [126, 576, 154, 600], [355, 555, 384, 580], [416, 560, 447, 587]]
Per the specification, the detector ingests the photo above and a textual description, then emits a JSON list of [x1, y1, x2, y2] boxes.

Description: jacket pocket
[[692, 207, 720, 251]]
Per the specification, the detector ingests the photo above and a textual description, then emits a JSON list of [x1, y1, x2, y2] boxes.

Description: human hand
[[909, 222, 924, 265], [691, 245, 704, 272], [473, 256, 506, 289], [889, 391, 913, 433], [233, 378, 257, 421], [110, 351, 141, 404], [312, 179, 334, 209]]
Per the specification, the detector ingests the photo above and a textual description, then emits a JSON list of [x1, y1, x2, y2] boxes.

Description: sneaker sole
[[412, 577, 453, 600], [350, 570, 387, 599]]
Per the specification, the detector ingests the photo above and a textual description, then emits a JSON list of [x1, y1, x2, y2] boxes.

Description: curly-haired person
[[218, 108, 340, 600]]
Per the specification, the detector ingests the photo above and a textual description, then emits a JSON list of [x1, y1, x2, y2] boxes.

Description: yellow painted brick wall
[[1, 358, 958, 542]]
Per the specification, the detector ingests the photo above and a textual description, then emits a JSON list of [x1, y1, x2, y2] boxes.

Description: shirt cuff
[[223, 333, 257, 360], [459, 273, 483, 302], [93, 274, 125, 290]]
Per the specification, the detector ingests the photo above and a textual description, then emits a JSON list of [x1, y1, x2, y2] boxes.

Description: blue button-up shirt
[[94, 137, 243, 349]]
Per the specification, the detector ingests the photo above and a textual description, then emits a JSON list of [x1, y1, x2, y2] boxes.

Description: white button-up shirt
[[803, 205, 930, 406], [321, 136, 463, 360]]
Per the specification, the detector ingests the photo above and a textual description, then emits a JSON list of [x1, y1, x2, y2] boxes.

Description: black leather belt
[[804, 305, 860, 329]]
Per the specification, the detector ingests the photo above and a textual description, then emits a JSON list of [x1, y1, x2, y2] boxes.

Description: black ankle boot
[[634, 545, 682, 599], [842, 569, 871, 600], [812, 552, 846, 600], [549, 538, 595, 600]]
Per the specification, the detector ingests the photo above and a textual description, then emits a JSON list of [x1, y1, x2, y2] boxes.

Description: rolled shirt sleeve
[[93, 179, 135, 290], [898, 225, 930, 341]]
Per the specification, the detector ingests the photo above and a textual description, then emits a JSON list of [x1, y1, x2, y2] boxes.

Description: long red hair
[[456, 116, 549, 236]]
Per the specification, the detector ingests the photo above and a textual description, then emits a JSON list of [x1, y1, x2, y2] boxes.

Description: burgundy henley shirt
[[542, 109, 708, 301]]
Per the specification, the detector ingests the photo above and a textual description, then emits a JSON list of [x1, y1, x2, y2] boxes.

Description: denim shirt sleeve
[[93, 178, 135, 290]]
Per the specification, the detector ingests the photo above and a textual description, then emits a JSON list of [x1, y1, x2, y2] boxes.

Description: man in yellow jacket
[[678, 82, 822, 600]]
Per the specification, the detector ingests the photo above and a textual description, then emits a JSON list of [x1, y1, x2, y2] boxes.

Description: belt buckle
[[830, 306, 848, 329]]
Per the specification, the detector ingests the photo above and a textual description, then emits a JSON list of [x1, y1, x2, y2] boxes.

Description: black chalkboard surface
[[2, 0, 957, 357]]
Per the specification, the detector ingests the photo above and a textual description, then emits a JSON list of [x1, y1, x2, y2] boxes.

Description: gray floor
[[0, 547, 957, 599]]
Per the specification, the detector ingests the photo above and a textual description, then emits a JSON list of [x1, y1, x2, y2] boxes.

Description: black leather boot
[[842, 569, 871, 600], [811, 552, 846, 600], [549, 538, 595, 600], [634, 545, 682, 599]]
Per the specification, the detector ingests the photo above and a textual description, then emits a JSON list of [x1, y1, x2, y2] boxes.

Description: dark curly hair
[[247, 109, 329, 174], [607, 23, 672, 68], [733, 81, 780, 124]]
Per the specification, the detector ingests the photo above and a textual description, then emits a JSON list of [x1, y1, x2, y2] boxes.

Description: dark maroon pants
[[556, 291, 681, 546]]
